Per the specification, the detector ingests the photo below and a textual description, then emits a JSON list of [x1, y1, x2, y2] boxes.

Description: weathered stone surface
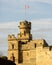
[[8, 20, 52, 65]]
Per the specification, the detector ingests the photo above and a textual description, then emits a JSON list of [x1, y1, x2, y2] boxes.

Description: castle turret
[[17, 20, 32, 42], [8, 20, 51, 65]]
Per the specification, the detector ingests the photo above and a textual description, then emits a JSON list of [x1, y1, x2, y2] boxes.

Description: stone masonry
[[8, 20, 52, 65]]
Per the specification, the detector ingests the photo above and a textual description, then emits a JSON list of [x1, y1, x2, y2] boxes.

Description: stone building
[[8, 20, 52, 65]]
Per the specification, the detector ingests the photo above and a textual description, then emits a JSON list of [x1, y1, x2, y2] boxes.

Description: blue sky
[[0, 0, 52, 21], [0, 0, 52, 56]]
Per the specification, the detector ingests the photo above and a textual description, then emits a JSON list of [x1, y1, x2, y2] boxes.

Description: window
[[20, 32, 22, 37], [35, 44, 36, 48], [20, 22, 21, 25], [49, 46, 51, 51], [24, 31, 26, 35], [24, 23, 25, 25], [40, 43, 42, 44], [12, 44, 14, 49], [12, 53, 15, 62]]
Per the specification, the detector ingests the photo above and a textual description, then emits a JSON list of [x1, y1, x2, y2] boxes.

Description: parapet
[[43, 47, 50, 51], [18, 20, 31, 29], [8, 34, 17, 41]]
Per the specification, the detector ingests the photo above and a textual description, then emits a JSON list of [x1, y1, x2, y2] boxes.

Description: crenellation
[[11, 34, 16, 39], [8, 20, 52, 65], [12, 34, 15, 37], [8, 34, 12, 38], [43, 47, 50, 51], [8, 34, 17, 41]]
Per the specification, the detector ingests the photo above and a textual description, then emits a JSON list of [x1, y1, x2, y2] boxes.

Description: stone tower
[[8, 20, 52, 65], [8, 20, 32, 65], [18, 20, 32, 42]]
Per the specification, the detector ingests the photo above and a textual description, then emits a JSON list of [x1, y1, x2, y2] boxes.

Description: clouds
[[0, 19, 52, 55], [0, 19, 52, 43], [0, 21, 19, 56], [0, 21, 18, 29], [30, 19, 52, 45], [31, 19, 52, 30], [0, 18, 52, 29], [23, 0, 52, 4], [0, 0, 52, 55], [37, 0, 52, 4], [0, 0, 52, 22]]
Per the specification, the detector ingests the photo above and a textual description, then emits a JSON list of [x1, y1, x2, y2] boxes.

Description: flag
[[25, 5, 29, 9]]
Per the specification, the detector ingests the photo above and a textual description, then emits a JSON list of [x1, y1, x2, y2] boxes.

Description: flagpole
[[24, 5, 29, 21], [25, 5, 26, 20]]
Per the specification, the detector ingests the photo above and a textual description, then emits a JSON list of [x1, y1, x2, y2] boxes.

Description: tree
[[0, 58, 16, 65]]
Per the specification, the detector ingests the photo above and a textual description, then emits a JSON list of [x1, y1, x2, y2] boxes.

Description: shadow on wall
[[0, 58, 16, 65]]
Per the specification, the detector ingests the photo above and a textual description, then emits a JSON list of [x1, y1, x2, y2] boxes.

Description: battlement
[[18, 20, 31, 29], [8, 20, 52, 65], [43, 47, 49, 50], [8, 34, 17, 41], [43, 46, 52, 51]]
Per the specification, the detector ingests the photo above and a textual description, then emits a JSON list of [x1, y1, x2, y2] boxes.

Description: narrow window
[[35, 44, 36, 48], [20, 22, 21, 25], [20, 32, 22, 37], [24, 31, 26, 35], [12, 44, 14, 49], [12, 53, 15, 62], [24, 23, 25, 25], [40, 43, 42, 44], [49, 46, 51, 51]]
